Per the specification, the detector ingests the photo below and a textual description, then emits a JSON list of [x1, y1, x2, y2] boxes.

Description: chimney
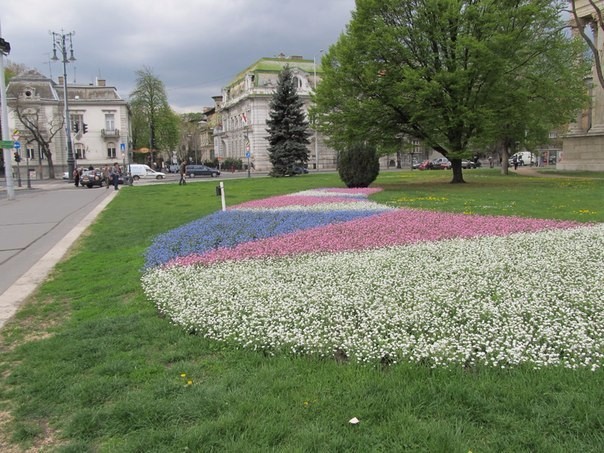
[[58, 76, 64, 85], [97, 79, 106, 87]]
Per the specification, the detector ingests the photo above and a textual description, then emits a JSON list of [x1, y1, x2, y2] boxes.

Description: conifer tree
[[265, 65, 311, 177]]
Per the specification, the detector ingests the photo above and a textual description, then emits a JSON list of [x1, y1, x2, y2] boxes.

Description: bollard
[[215, 185, 221, 196], [219, 181, 226, 211]]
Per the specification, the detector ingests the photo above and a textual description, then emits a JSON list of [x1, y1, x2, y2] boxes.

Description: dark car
[[290, 165, 309, 174], [80, 170, 105, 188], [186, 164, 221, 178]]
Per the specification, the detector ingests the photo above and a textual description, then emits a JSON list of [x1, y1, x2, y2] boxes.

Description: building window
[[26, 146, 35, 160], [105, 113, 115, 131], [412, 139, 421, 154], [107, 143, 116, 159], [75, 143, 86, 160]]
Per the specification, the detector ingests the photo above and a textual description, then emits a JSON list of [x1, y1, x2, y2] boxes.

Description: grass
[[0, 169, 603, 451]]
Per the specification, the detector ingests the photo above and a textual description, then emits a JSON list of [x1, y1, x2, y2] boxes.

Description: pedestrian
[[102, 166, 110, 189], [73, 168, 80, 187], [110, 163, 121, 190], [488, 156, 493, 168], [512, 155, 519, 170], [179, 161, 187, 185]]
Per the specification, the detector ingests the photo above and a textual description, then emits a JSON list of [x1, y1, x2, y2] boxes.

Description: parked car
[[186, 164, 221, 177], [461, 159, 482, 169], [417, 160, 432, 170], [508, 151, 537, 167], [129, 164, 165, 180], [290, 165, 309, 174], [430, 157, 451, 169], [80, 170, 105, 188]]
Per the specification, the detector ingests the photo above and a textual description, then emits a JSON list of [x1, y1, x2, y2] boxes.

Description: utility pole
[[51, 30, 76, 181], [0, 25, 15, 200]]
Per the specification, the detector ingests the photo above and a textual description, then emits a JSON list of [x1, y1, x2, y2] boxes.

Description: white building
[[6, 70, 131, 178], [212, 55, 337, 172]]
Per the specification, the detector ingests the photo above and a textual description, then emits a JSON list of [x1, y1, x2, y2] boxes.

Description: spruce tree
[[265, 65, 311, 177]]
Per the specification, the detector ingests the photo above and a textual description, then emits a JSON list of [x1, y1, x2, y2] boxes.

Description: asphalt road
[[0, 180, 116, 328]]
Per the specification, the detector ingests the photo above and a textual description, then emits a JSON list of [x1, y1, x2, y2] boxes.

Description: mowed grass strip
[[0, 169, 603, 451]]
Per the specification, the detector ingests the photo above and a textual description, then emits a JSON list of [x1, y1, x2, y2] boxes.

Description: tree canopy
[[129, 66, 179, 155], [312, 0, 589, 182], [265, 65, 311, 177]]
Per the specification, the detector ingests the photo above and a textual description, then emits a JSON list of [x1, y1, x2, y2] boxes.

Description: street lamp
[[313, 49, 324, 171], [0, 32, 16, 200], [51, 31, 76, 181]]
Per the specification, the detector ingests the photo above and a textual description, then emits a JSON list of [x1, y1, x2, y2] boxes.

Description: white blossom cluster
[[142, 224, 604, 369], [234, 201, 392, 213]]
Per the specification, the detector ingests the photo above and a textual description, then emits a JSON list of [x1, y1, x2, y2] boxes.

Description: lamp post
[[0, 31, 16, 200], [313, 49, 324, 171], [51, 31, 76, 181]]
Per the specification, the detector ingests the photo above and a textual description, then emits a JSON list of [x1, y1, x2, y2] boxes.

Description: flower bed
[[142, 188, 604, 369]]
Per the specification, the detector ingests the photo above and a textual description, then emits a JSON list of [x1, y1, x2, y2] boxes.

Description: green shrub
[[203, 158, 219, 168], [338, 143, 380, 188], [222, 158, 243, 171]]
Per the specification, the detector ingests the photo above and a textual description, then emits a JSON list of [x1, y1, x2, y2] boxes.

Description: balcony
[[101, 128, 120, 139]]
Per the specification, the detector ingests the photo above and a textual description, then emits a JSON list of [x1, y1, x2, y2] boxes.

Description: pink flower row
[[167, 208, 581, 268], [230, 188, 383, 210], [231, 195, 371, 209]]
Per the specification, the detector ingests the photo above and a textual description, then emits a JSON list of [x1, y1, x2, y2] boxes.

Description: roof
[[6, 70, 58, 100], [226, 55, 320, 88]]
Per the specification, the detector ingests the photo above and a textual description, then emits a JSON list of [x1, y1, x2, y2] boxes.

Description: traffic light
[[73, 122, 79, 133], [82, 123, 88, 134], [14, 151, 21, 163], [0, 38, 10, 55]]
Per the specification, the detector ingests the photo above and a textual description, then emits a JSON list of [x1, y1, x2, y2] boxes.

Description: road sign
[[13, 141, 21, 149], [120, 143, 125, 151], [0, 140, 14, 148], [245, 152, 251, 158], [12, 129, 20, 140]]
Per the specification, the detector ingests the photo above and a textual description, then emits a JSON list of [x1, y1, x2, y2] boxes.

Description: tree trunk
[[47, 154, 55, 179], [501, 144, 510, 175], [449, 159, 465, 183]]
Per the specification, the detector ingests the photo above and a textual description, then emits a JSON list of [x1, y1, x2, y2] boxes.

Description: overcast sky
[[2, 0, 356, 112]]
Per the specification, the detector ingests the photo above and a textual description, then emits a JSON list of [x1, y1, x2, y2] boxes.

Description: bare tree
[[13, 100, 63, 179], [570, 0, 604, 88]]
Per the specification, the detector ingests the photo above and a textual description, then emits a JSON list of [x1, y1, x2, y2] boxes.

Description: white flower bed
[[142, 223, 604, 369]]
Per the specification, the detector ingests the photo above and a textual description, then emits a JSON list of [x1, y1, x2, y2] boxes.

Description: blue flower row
[[144, 209, 385, 269]]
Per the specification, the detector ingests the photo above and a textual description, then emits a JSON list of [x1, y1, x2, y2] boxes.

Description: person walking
[[103, 166, 110, 189], [179, 161, 187, 185], [110, 163, 121, 190], [512, 155, 519, 170], [73, 168, 80, 187]]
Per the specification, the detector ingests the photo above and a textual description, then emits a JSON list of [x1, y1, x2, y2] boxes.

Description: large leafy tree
[[313, 0, 588, 182], [266, 65, 311, 177], [130, 66, 179, 160]]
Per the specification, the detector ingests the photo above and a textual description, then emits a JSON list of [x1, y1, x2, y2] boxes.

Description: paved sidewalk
[[0, 179, 117, 329]]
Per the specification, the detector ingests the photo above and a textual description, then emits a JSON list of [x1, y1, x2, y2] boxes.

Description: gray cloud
[[3, 0, 355, 111]]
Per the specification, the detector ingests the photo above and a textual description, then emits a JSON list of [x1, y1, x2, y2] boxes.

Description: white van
[[129, 164, 165, 180], [509, 151, 537, 167]]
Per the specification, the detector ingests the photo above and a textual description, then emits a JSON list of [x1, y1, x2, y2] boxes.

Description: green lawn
[[0, 169, 603, 452]]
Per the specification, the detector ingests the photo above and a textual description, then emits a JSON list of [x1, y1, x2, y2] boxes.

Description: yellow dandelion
[[187, 380, 193, 386], [180, 373, 186, 378]]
